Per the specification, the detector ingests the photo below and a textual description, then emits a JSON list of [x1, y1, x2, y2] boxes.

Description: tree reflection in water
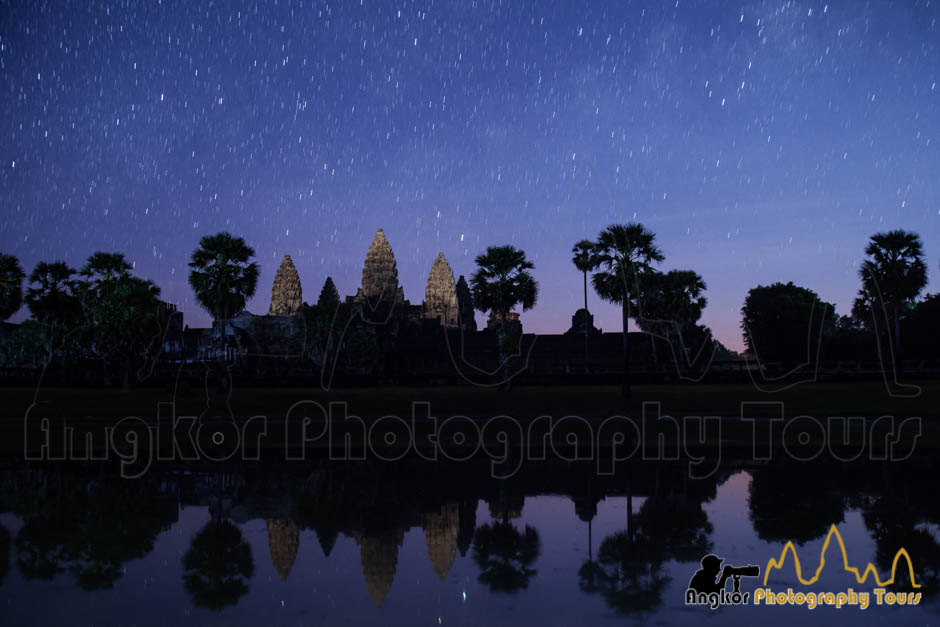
[[580, 466, 715, 615], [1, 458, 937, 616], [182, 520, 255, 611], [9, 473, 168, 589], [593, 529, 670, 614], [860, 467, 940, 595], [472, 489, 540, 594], [471, 520, 540, 593], [748, 464, 846, 546]]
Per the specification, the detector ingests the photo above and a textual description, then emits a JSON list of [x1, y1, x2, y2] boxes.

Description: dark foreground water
[[0, 460, 937, 626]]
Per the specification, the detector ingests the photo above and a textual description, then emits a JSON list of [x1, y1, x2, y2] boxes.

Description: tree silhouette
[[632, 494, 712, 563], [591, 530, 670, 614], [317, 276, 340, 307], [741, 282, 835, 366], [471, 520, 540, 593], [25, 261, 82, 327], [10, 474, 166, 590], [188, 232, 260, 322], [901, 293, 940, 361], [0, 253, 25, 322], [860, 470, 940, 594], [575, 492, 605, 596], [78, 252, 163, 389], [470, 245, 538, 389], [748, 466, 845, 545], [854, 230, 927, 358], [14, 517, 70, 581], [591, 224, 664, 398], [182, 520, 255, 611], [637, 269, 707, 368], [23, 261, 84, 366], [78, 252, 133, 300], [188, 232, 259, 397], [582, 469, 714, 615], [571, 239, 599, 372], [455, 275, 476, 331], [66, 479, 167, 590]]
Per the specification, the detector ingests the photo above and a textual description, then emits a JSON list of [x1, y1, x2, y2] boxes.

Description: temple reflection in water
[[0, 458, 938, 621]]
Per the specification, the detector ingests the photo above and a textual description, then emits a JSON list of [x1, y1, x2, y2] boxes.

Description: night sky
[[2, 0, 938, 350]]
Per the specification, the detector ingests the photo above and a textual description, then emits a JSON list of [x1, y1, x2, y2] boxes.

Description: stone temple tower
[[268, 254, 302, 315], [356, 228, 405, 304], [422, 252, 458, 327]]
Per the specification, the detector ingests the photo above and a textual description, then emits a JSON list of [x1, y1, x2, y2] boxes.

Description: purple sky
[[2, 0, 938, 350]]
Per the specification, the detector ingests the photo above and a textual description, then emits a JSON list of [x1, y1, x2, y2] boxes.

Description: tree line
[[0, 226, 934, 391], [567, 225, 934, 397]]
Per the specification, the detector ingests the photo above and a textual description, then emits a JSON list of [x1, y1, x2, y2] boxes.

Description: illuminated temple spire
[[422, 252, 458, 327], [357, 530, 403, 607], [359, 228, 402, 303], [268, 254, 302, 315], [424, 503, 459, 580], [266, 518, 300, 582]]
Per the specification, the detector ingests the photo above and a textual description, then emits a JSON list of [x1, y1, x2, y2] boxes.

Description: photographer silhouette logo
[[685, 554, 761, 609]]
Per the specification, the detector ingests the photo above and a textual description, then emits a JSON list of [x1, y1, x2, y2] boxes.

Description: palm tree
[[591, 224, 664, 398], [855, 230, 927, 357], [25, 261, 81, 326], [78, 252, 132, 302], [470, 245, 538, 388], [188, 233, 260, 322], [0, 253, 25, 322], [571, 239, 598, 372], [25, 262, 85, 368]]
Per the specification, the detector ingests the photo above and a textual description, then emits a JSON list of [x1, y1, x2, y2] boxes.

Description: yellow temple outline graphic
[[763, 524, 921, 588]]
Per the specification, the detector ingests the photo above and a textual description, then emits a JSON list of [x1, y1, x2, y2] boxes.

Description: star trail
[[2, 0, 938, 348]]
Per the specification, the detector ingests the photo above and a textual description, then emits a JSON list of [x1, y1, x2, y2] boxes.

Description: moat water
[[0, 459, 936, 626]]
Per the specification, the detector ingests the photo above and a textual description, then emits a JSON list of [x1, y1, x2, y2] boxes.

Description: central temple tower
[[354, 228, 405, 305]]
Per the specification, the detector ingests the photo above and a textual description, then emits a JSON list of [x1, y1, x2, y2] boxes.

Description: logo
[[754, 524, 922, 609], [685, 554, 761, 609], [686, 526, 923, 611]]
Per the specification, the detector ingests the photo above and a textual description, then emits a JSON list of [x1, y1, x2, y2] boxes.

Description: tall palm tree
[[79, 252, 133, 302], [188, 233, 260, 322], [571, 239, 598, 372], [470, 245, 538, 388], [591, 224, 664, 398], [856, 230, 927, 356], [25, 261, 83, 328], [189, 233, 258, 398], [0, 253, 26, 322]]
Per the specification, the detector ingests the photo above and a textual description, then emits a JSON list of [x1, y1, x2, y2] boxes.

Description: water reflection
[[0, 459, 937, 624], [858, 468, 940, 594], [182, 520, 255, 610], [749, 462, 846, 545], [580, 466, 715, 614], [0, 522, 9, 586], [4, 473, 172, 589]]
